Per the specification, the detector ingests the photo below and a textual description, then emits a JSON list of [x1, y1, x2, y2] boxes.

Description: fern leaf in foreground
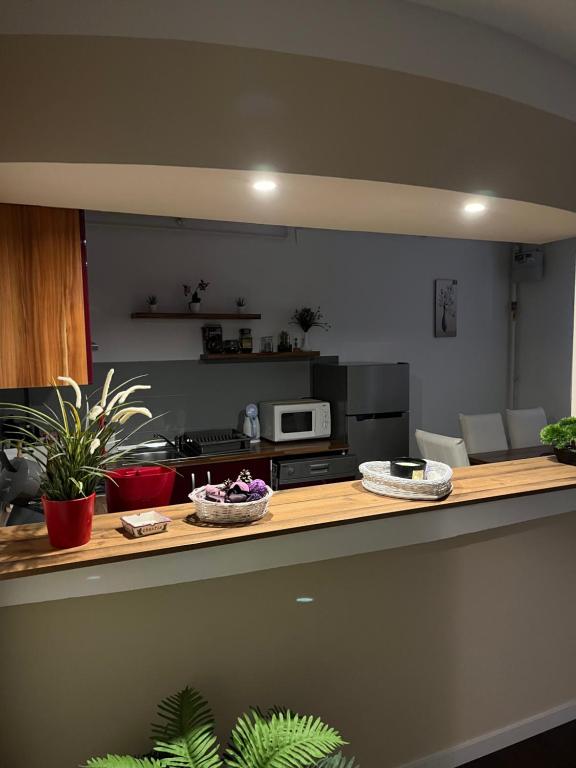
[[85, 756, 164, 768], [316, 752, 359, 768], [151, 687, 222, 768], [225, 710, 344, 768]]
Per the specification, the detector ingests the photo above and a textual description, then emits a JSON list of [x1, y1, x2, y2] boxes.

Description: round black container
[[390, 457, 427, 480]]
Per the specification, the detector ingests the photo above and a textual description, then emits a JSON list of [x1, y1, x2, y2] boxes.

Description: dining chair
[[459, 412, 508, 455], [505, 407, 547, 449], [415, 429, 470, 467]]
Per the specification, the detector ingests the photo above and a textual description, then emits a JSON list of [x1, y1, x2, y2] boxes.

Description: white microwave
[[259, 399, 331, 442]]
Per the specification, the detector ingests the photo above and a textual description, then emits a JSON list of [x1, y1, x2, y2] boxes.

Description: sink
[[118, 447, 190, 465]]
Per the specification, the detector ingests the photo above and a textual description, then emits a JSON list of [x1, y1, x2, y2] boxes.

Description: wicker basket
[[359, 460, 453, 501], [189, 485, 273, 525]]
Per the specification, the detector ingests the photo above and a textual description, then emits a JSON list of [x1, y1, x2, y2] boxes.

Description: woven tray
[[189, 485, 273, 525], [359, 460, 453, 500]]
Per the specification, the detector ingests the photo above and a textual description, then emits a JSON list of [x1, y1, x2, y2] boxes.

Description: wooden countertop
[[2, 456, 576, 581], [150, 438, 349, 467]]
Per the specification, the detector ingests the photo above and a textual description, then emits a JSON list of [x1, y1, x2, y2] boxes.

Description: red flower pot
[[42, 493, 95, 549]]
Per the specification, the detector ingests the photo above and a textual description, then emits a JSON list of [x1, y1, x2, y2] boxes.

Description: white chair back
[[415, 429, 470, 468], [505, 407, 547, 449], [459, 412, 508, 454]]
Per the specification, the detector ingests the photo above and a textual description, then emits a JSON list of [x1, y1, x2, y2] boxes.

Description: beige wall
[[3, 35, 576, 212], [2, 511, 576, 767]]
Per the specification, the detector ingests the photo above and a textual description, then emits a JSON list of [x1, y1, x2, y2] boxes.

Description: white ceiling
[[410, 0, 576, 66], [1, 163, 576, 244]]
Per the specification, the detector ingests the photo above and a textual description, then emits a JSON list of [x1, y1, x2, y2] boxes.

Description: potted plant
[[146, 295, 158, 313], [183, 280, 209, 313], [85, 685, 357, 768], [290, 307, 331, 350], [1, 370, 154, 549], [235, 296, 247, 314], [541, 417, 576, 465]]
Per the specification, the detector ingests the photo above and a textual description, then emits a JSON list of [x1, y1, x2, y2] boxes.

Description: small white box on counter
[[120, 511, 172, 537]]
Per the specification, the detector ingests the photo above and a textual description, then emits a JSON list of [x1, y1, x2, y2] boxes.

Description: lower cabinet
[[171, 457, 271, 503]]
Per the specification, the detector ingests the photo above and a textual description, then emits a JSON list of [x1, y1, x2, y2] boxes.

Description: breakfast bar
[[2, 456, 576, 607]]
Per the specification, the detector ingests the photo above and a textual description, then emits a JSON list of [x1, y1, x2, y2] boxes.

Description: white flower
[[100, 368, 115, 408], [118, 384, 151, 403], [104, 391, 124, 415], [89, 438, 101, 455], [58, 376, 82, 409], [88, 404, 104, 422], [111, 407, 152, 425]]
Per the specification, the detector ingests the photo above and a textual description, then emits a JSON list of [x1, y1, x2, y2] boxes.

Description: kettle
[[243, 403, 261, 443]]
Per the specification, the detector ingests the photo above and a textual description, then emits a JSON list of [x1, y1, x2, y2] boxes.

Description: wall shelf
[[131, 312, 262, 320], [200, 351, 321, 363]]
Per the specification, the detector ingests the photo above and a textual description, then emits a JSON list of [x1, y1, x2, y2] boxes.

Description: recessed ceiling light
[[252, 179, 277, 192], [463, 201, 487, 214], [295, 596, 315, 604]]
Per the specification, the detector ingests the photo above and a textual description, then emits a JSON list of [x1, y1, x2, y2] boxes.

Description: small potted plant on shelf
[[541, 417, 576, 465], [146, 294, 158, 313], [290, 306, 331, 350], [0, 370, 155, 549], [85, 684, 358, 768], [235, 296, 247, 314], [183, 280, 209, 313]]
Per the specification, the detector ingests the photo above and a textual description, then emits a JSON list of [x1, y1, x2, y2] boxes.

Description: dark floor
[[462, 719, 576, 767]]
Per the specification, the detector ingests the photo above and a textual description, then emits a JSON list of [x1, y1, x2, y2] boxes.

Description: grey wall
[[516, 239, 576, 421], [84, 214, 511, 442]]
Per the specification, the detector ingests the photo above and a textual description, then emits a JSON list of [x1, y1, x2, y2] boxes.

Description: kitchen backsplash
[[0, 360, 312, 443]]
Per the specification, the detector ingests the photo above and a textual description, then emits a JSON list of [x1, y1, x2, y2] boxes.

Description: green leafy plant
[[290, 308, 331, 334], [540, 417, 576, 450], [0, 369, 156, 500], [84, 686, 358, 768], [235, 297, 247, 308], [146, 295, 158, 306]]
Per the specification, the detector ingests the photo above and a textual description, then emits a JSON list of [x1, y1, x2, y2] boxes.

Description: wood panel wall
[[0, 203, 90, 388]]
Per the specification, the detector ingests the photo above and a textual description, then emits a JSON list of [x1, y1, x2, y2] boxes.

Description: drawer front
[[276, 454, 357, 485]]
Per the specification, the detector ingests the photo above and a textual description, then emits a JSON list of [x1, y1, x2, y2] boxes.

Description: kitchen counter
[[150, 438, 349, 467], [2, 456, 576, 607]]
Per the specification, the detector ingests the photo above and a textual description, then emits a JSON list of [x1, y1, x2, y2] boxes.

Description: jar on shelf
[[239, 328, 253, 354], [260, 336, 273, 353], [201, 324, 223, 354], [277, 330, 292, 353]]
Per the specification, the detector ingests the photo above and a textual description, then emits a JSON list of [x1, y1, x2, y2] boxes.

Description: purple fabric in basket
[[226, 492, 249, 504], [245, 492, 264, 502], [249, 479, 267, 495]]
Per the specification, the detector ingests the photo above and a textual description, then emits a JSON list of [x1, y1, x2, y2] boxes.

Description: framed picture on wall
[[435, 279, 457, 337]]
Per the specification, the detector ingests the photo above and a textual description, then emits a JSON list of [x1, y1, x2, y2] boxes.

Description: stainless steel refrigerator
[[313, 361, 409, 466]]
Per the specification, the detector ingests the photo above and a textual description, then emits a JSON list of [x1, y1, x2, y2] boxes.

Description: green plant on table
[[540, 417, 576, 450], [0, 369, 155, 501], [84, 686, 358, 768]]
